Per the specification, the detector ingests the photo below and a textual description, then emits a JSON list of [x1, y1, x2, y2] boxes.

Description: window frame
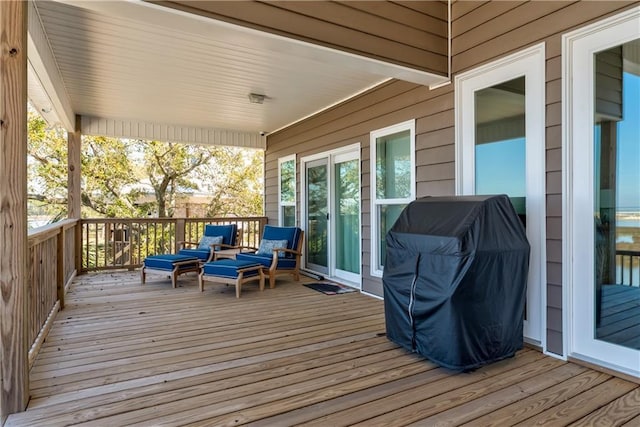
[[369, 119, 416, 277], [278, 154, 296, 227], [563, 7, 640, 376], [454, 42, 546, 346]]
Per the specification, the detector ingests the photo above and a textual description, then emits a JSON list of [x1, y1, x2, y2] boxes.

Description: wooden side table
[[213, 248, 241, 261]]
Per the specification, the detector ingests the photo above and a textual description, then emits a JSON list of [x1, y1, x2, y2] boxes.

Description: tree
[[142, 141, 215, 218], [28, 110, 264, 223], [81, 137, 146, 217], [28, 110, 146, 219], [200, 147, 264, 217], [27, 111, 69, 221]]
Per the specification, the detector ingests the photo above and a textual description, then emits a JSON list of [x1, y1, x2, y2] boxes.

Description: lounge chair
[[236, 225, 304, 289], [178, 223, 238, 263]]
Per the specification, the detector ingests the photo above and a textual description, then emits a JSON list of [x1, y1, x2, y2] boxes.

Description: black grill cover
[[383, 195, 530, 371]]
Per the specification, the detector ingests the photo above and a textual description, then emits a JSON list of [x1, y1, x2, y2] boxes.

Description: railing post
[[75, 221, 82, 273], [175, 219, 186, 253], [56, 226, 65, 310]]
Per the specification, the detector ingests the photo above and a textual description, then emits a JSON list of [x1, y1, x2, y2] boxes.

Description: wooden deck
[[7, 271, 640, 426], [598, 284, 640, 349]]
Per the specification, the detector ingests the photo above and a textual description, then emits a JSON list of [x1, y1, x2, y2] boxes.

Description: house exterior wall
[[264, 1, 639, 356], [160, 0, 448, 76]]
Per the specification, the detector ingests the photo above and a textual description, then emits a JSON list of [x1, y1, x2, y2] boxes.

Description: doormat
[[304, 282, 356, 295]]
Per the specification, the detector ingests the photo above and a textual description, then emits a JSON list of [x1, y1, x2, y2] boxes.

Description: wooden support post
[[175, 219, 186, 253], [0, 0, 29, 421], [68, 115, 81, 272], [599, 121, 618, 285]]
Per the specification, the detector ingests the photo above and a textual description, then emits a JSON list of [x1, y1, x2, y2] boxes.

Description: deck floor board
[[7, 271, 640, 426]]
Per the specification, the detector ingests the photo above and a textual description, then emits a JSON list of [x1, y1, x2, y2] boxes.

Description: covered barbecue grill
[[383, 195, 530, 371]]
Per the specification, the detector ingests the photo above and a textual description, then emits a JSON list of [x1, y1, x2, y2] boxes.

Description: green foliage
[[27, 110, 264, 224], [82, 136, 144, 217], [201, 147, 264, 217], [143, 141, 214, 217], [27, 110, 69, 221]]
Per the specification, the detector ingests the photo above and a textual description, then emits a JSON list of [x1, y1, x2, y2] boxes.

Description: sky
[[475, 138, 525, 197], [474, 71, 639, 212], [617, 71, 640, 211]]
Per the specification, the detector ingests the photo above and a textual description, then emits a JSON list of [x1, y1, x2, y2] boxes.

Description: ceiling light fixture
[[248, 93, 266, 104]]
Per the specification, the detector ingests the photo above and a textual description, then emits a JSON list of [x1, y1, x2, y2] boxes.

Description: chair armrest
[[274, 247, 301, 256], [270, 247, 301, 265], [178, 241, 199, 250]]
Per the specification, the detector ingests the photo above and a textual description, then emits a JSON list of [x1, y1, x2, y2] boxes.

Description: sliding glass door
[[303, 145, 361, 286], [305, 158, 329, 274], [334, 151, 361, 283]]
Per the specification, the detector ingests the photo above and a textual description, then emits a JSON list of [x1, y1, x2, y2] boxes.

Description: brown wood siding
[[158, 0, 448, 75], [267, 80, 454, 296], [595, 47, 624, 120], [264, 1, 640, 354]]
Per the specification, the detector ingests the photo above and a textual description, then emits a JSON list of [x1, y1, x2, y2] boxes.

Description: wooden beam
[[68, 115, 81, 273], [67, 115, 81, 218], [27, 1, 75, 131], [0, 0, 29, 422]]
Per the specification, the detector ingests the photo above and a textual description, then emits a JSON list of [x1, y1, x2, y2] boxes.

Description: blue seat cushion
[[262, 226, 301, 250], [236, 252, 298, 270], [144, 254, 199, 271], [204, 224, 237, 246], [202, 259, 261, 279], [178, 248, 211, 261]]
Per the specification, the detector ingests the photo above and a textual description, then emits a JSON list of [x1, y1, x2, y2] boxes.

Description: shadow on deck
[[7, 271, 640, 426]]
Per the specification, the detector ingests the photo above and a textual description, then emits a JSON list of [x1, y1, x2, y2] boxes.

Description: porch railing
[[25, 216, 267, 367], [80, 216, 268, 272], [27, 218, 78, 367], [616, 250, 640, 287]]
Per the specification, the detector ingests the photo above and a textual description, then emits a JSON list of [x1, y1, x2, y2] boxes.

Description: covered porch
[[7, 271, 640, 426], [3, 0, 640, 423], [2, 0, 449, 418]]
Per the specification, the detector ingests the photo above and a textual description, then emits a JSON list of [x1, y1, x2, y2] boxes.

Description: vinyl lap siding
[[267, 80, 454, 296], [263, 0, 639, 354], [450, 0, 638, 355]]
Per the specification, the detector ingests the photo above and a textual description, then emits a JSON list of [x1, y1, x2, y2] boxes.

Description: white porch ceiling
[[29, 0, 448, 148]]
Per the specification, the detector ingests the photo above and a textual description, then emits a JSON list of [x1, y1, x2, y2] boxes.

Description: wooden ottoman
[[141, 254, 200, 288], [199, 259, 264, 298]]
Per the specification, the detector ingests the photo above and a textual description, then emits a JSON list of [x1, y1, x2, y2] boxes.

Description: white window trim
[[562, 6, 640, 378], [278, 154, 296, 226], [369, 119, 416, 278], [454, 43, 546, 348]]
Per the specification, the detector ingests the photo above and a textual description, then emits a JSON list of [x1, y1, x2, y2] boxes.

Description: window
[[370, 120, 415, 276], [455, 43, 546, 344], [278, 155, 296, 226]]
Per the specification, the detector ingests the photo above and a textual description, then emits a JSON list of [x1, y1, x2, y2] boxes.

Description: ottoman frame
[[141, 254, 201, 288], [199, 260, 265, 298]]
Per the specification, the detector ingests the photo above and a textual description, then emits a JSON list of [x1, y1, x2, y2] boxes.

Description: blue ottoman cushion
[[144, 254, 199, 271], [203, 259, 261, 279], [177, 248, 211, 261]]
